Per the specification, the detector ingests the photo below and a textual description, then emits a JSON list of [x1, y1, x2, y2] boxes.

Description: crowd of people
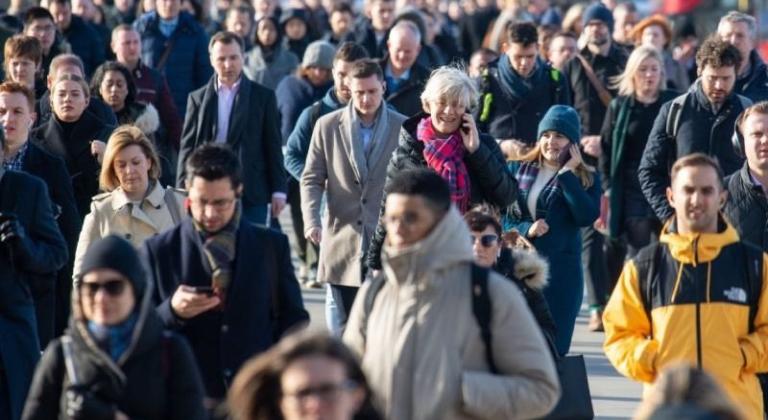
[[0, 0, 767, 418]]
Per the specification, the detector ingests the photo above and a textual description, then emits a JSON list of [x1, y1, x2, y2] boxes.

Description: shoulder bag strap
[[576, 54, 613, 107]]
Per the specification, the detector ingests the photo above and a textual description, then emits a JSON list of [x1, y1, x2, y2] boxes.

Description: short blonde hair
[[50, 73, 90, 99], [610, 45, 666, 97], [99, 125, 162, 191], [420, 66, 479, 112]]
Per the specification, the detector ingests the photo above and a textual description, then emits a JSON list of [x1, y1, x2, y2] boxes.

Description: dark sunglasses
[[80, 279, 127, 297], [471, 234, 499, 247]]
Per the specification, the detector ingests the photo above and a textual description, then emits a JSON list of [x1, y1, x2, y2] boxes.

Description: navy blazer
[[142, 218, 309, 397], [177, 76, 287, 209], [0, 170, 68, 420]]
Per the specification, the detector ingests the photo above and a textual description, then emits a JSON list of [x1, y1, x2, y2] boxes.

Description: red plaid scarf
[[417, 116, 471, 213]]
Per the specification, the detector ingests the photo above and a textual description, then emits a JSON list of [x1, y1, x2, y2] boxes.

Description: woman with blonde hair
[[72, 125, 185, 277], [633, 363, 745, 420], [631, 14, 690, 91], [504, 104, 601, 356], [366, 65, 516, 271], [599, 46, 677, 262]]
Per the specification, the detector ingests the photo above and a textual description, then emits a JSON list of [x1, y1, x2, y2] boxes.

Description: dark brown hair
[[208, 30, 245, 53], [4, 35, 42, 67], [349, 58, 383, 81], [695, 37, 742, 72], [464, 207, 502, 236], [335, 41, 368, 63], [507, 21, 539, 46], [670, 153, 725, 189]]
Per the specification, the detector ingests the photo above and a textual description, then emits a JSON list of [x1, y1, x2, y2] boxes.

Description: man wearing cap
[[562, 2, 628, 332], [177, 31, 286, 227], [0, 130, 68, 420]]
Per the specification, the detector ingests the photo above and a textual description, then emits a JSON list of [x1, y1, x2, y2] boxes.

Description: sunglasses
[[80, 279, 127, 297], [471, 234, 499, 248]]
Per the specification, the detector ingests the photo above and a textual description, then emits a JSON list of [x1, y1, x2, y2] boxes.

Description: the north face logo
[[724, 287, 747, 303]]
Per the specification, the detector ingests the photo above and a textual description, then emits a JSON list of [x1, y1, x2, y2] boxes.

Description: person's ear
[[235, 184, 243, 198], [500, 42, 508, 54], [666, 185, 675, 209], [719, 189, 728, 208]]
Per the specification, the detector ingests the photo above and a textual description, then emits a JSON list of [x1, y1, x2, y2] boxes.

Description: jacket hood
[[323, 87, 344, 108], [382, 206, 474, 285], [508, 248, 549, 290], [659, 216, 740, 265], [132, 103, 160, 135]]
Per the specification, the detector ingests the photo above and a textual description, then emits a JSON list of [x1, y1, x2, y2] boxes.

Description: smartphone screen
[[191, 286, 215, 296], [558, 149, 571, 167]]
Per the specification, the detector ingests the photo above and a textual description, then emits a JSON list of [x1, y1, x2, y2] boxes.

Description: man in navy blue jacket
[[142, 144, 308, 406], [134, 0, 211, 119]]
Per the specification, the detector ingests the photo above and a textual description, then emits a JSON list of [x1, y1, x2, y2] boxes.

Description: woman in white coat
[[73, 125, 185, 278]]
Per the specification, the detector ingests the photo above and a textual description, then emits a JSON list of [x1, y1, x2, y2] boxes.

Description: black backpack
[[360, 264, 500, 373]]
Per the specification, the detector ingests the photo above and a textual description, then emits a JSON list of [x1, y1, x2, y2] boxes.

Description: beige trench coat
[[301, 105, 406, 286], [73, 182, 186, 278]]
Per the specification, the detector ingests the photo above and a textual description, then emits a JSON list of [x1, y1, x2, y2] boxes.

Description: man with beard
[[562, 2, 628, 331], [640, 38, 751, 223]]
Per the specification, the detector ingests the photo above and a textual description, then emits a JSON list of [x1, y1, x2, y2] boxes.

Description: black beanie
[[79, 235, 146, 299], [582, 3, 614, 32]]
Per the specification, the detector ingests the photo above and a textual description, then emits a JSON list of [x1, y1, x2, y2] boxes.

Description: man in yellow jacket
[[604, 153, 768, 419]]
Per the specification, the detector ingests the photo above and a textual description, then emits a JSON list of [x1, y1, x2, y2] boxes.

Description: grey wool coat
[[301, 104, 406, 287]]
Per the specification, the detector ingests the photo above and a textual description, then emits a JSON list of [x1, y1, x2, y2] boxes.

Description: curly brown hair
[[695, 36, 742, 72]]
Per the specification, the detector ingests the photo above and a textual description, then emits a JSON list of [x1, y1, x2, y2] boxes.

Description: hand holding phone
[[171, 285, 221, 319], [190, 286, 215, 296], [460, 114, 479, 153]]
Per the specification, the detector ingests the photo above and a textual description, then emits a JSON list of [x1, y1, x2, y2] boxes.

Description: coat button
[[221, 324, 229, 333], [223, 369, 232, 377], [357, 220, 362, 226], [125, 233, 132, 240]]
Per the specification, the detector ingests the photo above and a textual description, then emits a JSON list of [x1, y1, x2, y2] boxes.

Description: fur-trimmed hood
[[117, 102, 160, 136], [496, 247, 549, 290]]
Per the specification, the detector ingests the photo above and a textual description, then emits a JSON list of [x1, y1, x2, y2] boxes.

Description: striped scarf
[[417, 116, 471, 213], [193, 202, 241, 305], [515, 161, 561, 220]]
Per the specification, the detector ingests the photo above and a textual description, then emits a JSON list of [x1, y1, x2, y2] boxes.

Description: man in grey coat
[[301, 59, 406, 334]]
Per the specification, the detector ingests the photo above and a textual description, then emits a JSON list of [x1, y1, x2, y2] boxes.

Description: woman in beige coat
[[73, 125, 186, 278]]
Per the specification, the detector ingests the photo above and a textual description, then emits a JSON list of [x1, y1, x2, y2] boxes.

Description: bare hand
[[90, 140, 106, 164], [460, 114, 480, 153], [271, 195, 286, 217], [170, 285, 221, 319], [305, 226, 322, 245], [527, 219, 550, 237], [580, 135, 601, 158], [564, 144, 584, 171]]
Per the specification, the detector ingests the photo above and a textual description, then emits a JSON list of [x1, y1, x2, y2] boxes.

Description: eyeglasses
[[283, 380, 358, 404], [471, 234, 499, 248], [79, 279, 128, 297], [190, 197, 237, 211], [383, 212, 420, 227]]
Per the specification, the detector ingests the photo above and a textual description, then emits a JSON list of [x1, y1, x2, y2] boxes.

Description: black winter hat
[[582, 3, 614, 31], [79, 235, 146, 299], [279, 8, 308, 27]]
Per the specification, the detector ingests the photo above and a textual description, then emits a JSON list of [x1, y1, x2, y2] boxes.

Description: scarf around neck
[[417, 116, 471, 213], [516, 160, 561, 220], [87, 312, 138, 361], [192, 201, 242, 301], [497, 55, 546, 102]]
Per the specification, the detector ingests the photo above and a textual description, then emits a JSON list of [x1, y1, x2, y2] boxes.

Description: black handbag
[[540, 354, 594, 420]]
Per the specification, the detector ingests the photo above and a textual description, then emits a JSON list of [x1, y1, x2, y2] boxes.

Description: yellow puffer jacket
[[603, 220, 768, 419]]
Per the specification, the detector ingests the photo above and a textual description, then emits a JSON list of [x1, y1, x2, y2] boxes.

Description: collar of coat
[[659, 216, 740, 266], [111, 181, 166, 211]]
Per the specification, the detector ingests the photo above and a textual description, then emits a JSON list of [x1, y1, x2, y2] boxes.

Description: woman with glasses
[[228, 331, 380, 420], [72, 125, 185, 278], [23, 235, 207, 420], [464, 208, 557, 356], [504, 105, 601, 356]]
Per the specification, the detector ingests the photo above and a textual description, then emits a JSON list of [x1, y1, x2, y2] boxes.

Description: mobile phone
[[461, 114, 470, 134], [558, 149, 572, 167], [190, 286, 215, 296]]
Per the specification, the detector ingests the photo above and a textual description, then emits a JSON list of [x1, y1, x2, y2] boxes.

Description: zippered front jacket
[[603, 218, 768, 419]]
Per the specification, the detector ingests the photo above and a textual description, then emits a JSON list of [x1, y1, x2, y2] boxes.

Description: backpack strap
[[740, 242, 763, 333], [665, 93, 689, 139], [634, 242, 663, 338], [470, 263, 497, 374], [308, 101, 324, 130], [360, 272, 387, 346]]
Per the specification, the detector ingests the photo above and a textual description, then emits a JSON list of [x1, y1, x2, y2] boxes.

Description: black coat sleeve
[[599, 99, 618, 193], [365, 133, 421, 270], [167, 334, 207, 420], [18, 179, 68, 274], [273, 232, 309, 337], [262, 89, 288, 195], [21, 340, 65, 420], [141, 241, 185, 329], [638, 101, 675, 221], [464, 134, 517, 208], [177, 93, 201, 188]]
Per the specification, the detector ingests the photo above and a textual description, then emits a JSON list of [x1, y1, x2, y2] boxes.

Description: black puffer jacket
[[724, 164, 768, 250], [734, 50, 768, 103], [494, 248, 557, 357], [365, 113, 517, 269], [22, 268, 207, 420]]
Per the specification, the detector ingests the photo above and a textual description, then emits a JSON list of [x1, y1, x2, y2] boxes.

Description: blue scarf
[[515, 161, 561, 220], [497, 55, 548, 103], [88, 312, 138, 361]]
